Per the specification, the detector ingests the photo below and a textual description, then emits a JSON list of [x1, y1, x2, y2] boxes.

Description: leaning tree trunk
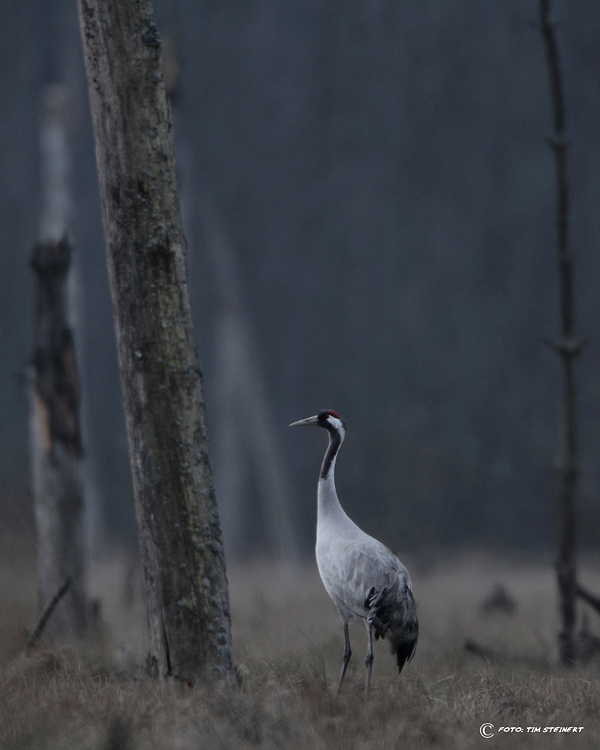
[[539, 0, 585, 666], [30, 84, 87, 642], [76, 0, 234, 681]]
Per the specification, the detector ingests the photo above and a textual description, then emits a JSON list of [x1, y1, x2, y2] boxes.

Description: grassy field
[[1, 534, 600, 749]]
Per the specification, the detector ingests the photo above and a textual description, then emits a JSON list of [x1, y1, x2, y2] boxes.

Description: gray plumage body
[[291, 409, 418, 696]]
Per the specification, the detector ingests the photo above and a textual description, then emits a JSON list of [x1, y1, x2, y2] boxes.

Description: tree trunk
[[30, 239, 87, 641], [30, 85, 87, 642], [76, 0, 234, 681], [539, 0, 585, 666]]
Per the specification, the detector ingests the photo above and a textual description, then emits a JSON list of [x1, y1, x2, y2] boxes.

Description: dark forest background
[[1, 0, 600, 560]]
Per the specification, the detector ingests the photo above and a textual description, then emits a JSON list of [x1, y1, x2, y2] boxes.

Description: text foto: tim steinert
[[480, 724, 584, 737]]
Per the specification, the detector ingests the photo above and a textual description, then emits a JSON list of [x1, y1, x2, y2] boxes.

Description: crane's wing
[[317, 533, 412, 618]]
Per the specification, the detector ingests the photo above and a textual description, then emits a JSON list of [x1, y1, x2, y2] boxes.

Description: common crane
[[290, 409, 418, 697]]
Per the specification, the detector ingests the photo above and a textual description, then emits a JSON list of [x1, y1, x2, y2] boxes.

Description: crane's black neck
[[320, 426, 343, 480]]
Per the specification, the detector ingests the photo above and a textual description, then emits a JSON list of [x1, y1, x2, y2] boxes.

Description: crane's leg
[[336, 622, 352, 694], [364, 623, 374, 699]]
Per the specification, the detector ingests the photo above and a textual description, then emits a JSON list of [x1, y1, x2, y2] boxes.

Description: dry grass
[[1, 539, 600, 749]]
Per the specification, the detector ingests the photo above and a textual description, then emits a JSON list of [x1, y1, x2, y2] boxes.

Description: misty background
[[1, 0, 600, 561]]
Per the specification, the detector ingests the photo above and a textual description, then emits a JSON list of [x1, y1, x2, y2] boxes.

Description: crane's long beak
[[289, 415, 319, 427]]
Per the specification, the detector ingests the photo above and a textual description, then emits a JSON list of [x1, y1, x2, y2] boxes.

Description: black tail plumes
[[393, 594, 419, 673], [366, 583, 418, 674]]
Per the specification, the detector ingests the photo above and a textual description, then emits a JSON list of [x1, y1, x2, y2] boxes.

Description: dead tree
[[539, 0, 586, 666], [31, 240, 87, 641], [30, 85, 87, 641], [76, 0, 234, 681]]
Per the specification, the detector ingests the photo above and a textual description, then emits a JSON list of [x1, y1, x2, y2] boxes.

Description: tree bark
[[76, 0, 233, 681], [30, 85, 87, 642], [539, 0, 584, 666]]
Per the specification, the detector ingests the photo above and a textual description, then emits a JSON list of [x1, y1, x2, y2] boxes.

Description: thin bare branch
[[576, 584, 600, 616], [539, 0, 583, 668], [23, 577, 72, 653]]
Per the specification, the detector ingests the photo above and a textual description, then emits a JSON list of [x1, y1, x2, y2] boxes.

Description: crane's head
[[289, 409, 346, 436]]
